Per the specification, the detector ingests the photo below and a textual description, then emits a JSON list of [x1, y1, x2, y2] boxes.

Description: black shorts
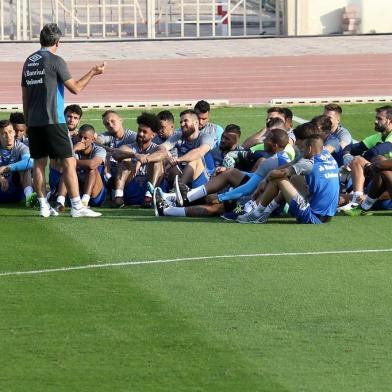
[[28, 124, 73, 160]]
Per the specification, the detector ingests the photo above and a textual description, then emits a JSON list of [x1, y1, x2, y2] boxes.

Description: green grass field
[[1, 104, 392, 391]]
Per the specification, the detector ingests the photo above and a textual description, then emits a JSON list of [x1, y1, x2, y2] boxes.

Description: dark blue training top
[[21, 49, 71, 127]]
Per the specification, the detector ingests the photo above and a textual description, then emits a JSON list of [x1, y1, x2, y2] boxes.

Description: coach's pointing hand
[[92, 61, 107, 75]]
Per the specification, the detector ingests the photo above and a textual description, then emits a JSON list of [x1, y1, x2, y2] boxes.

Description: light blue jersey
[[293, 150, 339, 217], [99, 129, 137, 175], [164, 130, 215, 176], [324, 124, 352, 167], [201, 122, 224, 148]]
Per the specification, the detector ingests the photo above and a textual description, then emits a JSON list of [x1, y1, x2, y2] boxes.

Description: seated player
[[339, 105, 392, 210], [237, 135, 339, 224], [342, 156, 392, 215], [64, 104, 83, 141], [194, 100, 225, 175], [108, 112, 166, 207], [231, 118, 296, 173], [154, 110, 180, 179], [55, 124, 106, 211], [146, 109, 215, 190], [154, 110, 176, 144], [194, 100, 224, 146], [96, 110, 137, 188], [153, 128, 291, 217], [242, 106, 295, 149], [322, 103, 352, 166], [311, 115, 333, 142], [0, 120, 36, 206], [210, 124, 242, 173], [9, 112, 29, 146]]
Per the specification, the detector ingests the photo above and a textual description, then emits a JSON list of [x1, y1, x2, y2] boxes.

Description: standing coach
[[21, 23, 106, 217]]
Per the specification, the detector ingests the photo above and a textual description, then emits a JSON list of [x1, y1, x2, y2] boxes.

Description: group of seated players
[[1, 99, 392, 223]]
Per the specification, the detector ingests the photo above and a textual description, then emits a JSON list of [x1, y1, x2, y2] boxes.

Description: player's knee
[[351, 156, 367, 168]]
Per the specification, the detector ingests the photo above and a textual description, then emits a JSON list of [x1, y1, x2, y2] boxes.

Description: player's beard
[[182, 125, 196, 139], [375, 122, 387, 133]]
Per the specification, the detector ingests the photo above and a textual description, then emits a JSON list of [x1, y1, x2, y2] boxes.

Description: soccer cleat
[[237, 208, 269, 224], [343, 206, 373, 217], [253, 212, 270, 224], [174, 175, 189, 207], [157, 188, 176, 207], [236, 208, 262, 224], [55, 202, 65, 213], [337, 202, 358, 213], [153, 188, 169, 217], [111, 196, 124, 208], [71, 207, 102, 218], [220, 211, 242, 221], [25, 192, 38, 208], [40, 205, 59, 218]]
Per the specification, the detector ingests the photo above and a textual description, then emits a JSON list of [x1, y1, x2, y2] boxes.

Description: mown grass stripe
[[1, 248, 392, 278]]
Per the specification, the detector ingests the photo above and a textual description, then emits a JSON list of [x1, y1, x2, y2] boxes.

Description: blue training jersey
[[306, 150, 340, 217]]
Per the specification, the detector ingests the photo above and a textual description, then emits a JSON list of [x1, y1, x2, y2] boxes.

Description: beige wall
[[284, 0, 392, 36], [361, 0, 392, 33]]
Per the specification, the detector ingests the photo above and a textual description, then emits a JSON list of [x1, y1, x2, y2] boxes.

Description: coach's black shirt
[[21, 48, 71, 127]]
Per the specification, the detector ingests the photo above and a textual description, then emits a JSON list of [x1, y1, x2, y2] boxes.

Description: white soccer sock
[[351, 191, 363, 204], [57, 195, 66, 206], [70, 196, 83, 210], [114, 189, 124, 198], [38, 197, 49, 208], [24, 186, 33, 197], [82, 194, 91, 205], [264, 199, 279, 214], [361, 196, 377, 211], [187, 185, 207, 202], [163, 206, 186, 217], [244, 200, 256, 213]]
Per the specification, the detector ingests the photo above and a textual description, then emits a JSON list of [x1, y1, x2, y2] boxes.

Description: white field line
[[292, 115, 308, 124], [1, 248, 392, 278]]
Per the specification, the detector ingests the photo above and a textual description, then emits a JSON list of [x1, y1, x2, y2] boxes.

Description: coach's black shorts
[[28, 124, 73, 160]]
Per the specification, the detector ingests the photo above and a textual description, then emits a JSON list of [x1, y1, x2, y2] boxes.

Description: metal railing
[[0, 0, 274, 40]]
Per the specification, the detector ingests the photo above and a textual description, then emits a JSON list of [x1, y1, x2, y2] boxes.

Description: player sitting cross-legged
[[0, 120, 36, 207], [236, 135, 339, 224], [107, 112, 167, 207], [55, 124, 106, 211]]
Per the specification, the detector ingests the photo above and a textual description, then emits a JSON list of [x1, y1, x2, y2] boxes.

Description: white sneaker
[[71, 207, 102, 218], [337, 202, 358, 212], [40, 206, 59, 218]]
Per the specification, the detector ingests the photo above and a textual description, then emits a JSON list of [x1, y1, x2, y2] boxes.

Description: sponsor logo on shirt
[[28, 53, 42, 62]]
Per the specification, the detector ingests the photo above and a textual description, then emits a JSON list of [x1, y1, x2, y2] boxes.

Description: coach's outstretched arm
[[65, 62, 107, 95]]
